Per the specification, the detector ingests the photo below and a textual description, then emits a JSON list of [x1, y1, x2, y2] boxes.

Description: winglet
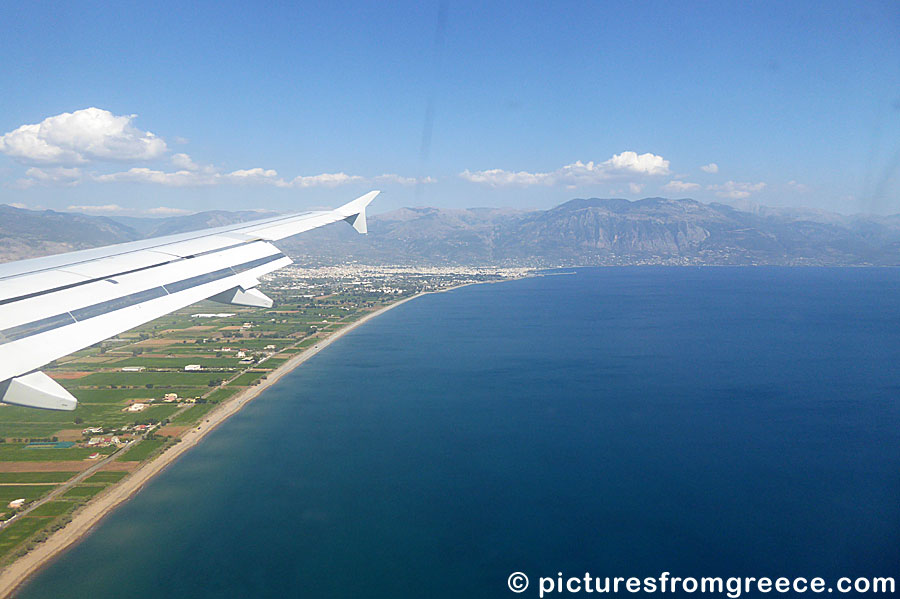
[[337, 190, 379, 234]]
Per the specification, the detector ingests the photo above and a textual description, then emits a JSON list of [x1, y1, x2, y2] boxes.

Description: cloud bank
[[460, 151, 671, 187], [0, 108, 166, 165], [708, 181, 767, 199], [663, 180, 701, 192], [1, 108, 429, 190], [89, 162, 423, 189]]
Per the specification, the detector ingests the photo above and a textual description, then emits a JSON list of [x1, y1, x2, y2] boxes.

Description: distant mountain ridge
[[2, 198, 900, 266], [280, 197, 900, 266], [0, 204, 276, 263]]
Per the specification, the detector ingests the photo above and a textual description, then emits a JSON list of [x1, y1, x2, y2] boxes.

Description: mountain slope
[[3, 199, 900, 266], [0, 205, 139, 262]]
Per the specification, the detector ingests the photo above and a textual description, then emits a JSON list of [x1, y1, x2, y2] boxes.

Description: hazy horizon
[[5, 194, 900, 221]]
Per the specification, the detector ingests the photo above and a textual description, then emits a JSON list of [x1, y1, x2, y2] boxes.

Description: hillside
[[3, 199, 900, 266]]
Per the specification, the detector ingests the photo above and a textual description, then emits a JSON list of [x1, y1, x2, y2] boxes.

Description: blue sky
[[0, 1, 898, 216]]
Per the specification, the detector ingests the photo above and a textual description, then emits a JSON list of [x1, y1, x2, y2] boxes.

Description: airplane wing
[[0, 190, 378, 411]]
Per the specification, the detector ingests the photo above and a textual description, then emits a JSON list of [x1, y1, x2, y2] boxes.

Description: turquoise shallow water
[[18, 268, 900, 597]]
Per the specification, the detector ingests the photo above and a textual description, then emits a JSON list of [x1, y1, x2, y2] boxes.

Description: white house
[[184, 364, 202, 371]]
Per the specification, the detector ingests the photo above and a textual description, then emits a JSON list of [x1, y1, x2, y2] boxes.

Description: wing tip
[[339, 190, 378, 234]]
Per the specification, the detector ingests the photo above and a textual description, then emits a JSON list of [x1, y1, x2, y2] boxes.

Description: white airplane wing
[[0, 190, 378, 411]]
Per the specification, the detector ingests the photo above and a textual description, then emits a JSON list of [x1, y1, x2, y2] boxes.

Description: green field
[[62, 485, 107, 499], [119, 438, 166, 462], [0, 445, 115, 462], [171, 404, 216, 425], [66, 372, 216, 388], [28, 501, 76, 518], [0, 472, 74, 484], [205, 387, 240, 403], [260, 358, 288, 368], [228, 372, 266, 387], [67, 403, 181, 429], [85, 471, 128, 484], [0, 486, 57, 504], [64, 388, 199, 403], [0, 406, 80, 437], [0, 517, 53, 556], [112, 357, 245, 369]]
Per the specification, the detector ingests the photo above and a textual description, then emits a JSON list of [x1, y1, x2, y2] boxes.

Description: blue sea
[[18, 268, 900, 597]]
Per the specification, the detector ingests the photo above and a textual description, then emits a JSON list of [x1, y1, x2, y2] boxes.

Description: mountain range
[[3, 198, 900, 266]]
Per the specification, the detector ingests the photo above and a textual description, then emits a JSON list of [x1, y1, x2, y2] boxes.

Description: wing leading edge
[[0, 191, 378, 410]]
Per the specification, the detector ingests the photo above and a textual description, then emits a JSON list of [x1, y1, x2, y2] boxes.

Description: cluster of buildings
[[265, 264, 531, 297], [122, 393, 197, 413], [86, 435, 123, 448], [78, 422, 158, 450]]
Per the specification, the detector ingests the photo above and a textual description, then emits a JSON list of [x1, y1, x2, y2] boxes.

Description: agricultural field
[[62, 485, 108, 500], [84, 471, 128, 484], [171, 404, 216, 426], [227, 371, 268, 387], [119, 439, 167, 462]]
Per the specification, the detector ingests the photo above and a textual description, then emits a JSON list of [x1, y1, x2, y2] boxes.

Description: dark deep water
[[18, 268, 900, 597]]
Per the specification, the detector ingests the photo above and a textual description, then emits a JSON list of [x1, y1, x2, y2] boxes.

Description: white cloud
[[460, 151, 670, 187], [7, 202, 28, 209], [92, 165, 386, 189], [93, 168, 213, 186], [604, 151, 671, 176], [66, 203, 126, 214], [93, 166, 284, 187], [788, 180, 809, 192], [700, 163, 719, 173], [0, 108, 167, 165], [171, 153, 200, 171], [708, 180, 766, 199], [663, 180, 701, 192], [145, 206, 193, 215], [227, 168, 282, 185], [460, 168, 547, 186], [23, 166, 82, 186], [629, 182, 644, 194], [0, 112, 424, 189], [290, 172, 364, 187], [374, 173, 436, 185]]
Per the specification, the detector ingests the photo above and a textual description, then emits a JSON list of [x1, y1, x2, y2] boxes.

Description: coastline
[[0, 288, 435, 598]]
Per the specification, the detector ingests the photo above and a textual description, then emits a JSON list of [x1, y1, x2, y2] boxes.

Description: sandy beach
[[0, 291, 428, 598]]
